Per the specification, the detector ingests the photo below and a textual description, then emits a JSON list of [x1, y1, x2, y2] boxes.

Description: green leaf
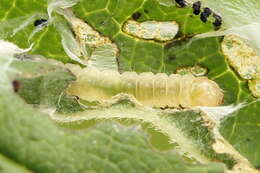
[[0, 0, 73, 63], [0, 88, 226, 173], [1, 0, 260, 172], [164, 37, 254, 104], [0, 0, 47, 21], [220, 100, 260, 169], [73, 0, 214, 72], [7, 59, 241, 169], [186, 1, 260, 168], [7, 59, 236, 170], [73, 0, 254, 105]]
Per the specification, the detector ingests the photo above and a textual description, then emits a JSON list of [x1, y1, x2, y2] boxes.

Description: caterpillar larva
[[67, 67, 224, 108]]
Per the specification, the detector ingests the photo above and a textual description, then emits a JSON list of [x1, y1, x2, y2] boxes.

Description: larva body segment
[[68, 68, 224, 107], [137, 72, 154, 106], [154, 73, 168, 107], [168, 74, 181, 106], [119, 72, 138, 97]]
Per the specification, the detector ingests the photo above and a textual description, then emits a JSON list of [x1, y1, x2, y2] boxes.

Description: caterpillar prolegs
[[67, 67, 224, 108]]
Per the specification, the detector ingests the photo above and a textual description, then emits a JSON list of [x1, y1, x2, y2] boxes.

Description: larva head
[[189, 77, 224, 107]]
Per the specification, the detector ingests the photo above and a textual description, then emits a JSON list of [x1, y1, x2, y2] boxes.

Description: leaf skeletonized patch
[[221, 35, 260, 98], [123, 20, 179, 42]]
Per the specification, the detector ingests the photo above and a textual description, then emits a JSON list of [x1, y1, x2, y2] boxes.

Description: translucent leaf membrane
[[53, 16, 84, 64], [47, 0, 79, 18], [0, 40, 32, 89], [187, 0, 260, 27], [58, 8, 119, 68], [188, 0, 260, 56], [195, 23, 260, 58]]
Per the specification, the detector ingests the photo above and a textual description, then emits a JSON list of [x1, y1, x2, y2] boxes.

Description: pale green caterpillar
[[67, 67, 224, 108]]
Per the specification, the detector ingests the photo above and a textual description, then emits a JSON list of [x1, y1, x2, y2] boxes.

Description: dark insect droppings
[[175, 0, 187, 7], [202, 8, 212, 17], [200, 7, 212, 23], [200, 15, 207, 23], [12, 80, 21, 93], [132, 12, 141, 20], [213, 13, 222, 28], [34, 19, 48, 27], [192, 1, 201, 15]]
